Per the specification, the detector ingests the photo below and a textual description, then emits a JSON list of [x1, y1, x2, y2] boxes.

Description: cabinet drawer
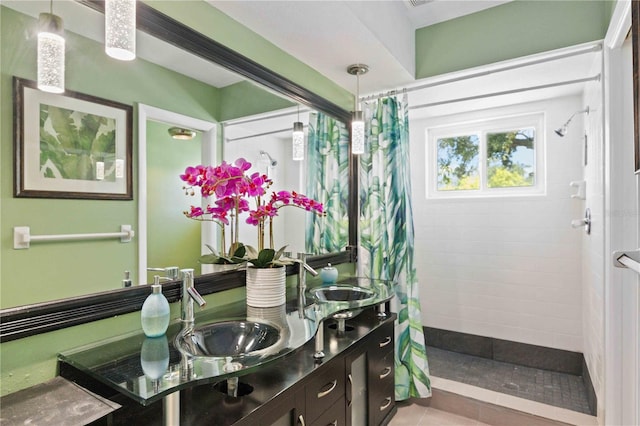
[[372, 350, 394, 390], [371, 383, 395, 426], [309, 395, 346, 426], [370, 325, 394, 357], [305, 358, 345, 423]]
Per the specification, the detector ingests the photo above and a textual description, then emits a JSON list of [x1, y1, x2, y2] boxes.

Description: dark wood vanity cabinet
[[65, 309, 396, 426], [236, 316, 395, 426]]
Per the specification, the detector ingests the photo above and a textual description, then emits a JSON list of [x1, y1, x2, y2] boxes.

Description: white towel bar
[[613, 249, 640, 275], [13, 225, 134, 249]]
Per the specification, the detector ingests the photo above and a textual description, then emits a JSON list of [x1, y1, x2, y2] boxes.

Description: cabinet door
[[310, 396, 346, 426], [345, 351, 368, 426], [248, 387, 305, 426]]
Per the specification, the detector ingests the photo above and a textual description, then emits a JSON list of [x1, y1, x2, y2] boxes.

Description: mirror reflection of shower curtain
[[359, 93, 431, 400], [306, 113, 349, 253]]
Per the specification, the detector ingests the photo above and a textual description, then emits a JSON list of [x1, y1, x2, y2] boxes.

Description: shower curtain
[[359, 94, 431, 400], [305, 112, 350, 253]]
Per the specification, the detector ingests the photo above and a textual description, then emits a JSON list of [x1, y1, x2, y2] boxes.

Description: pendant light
[[292, 106, 304, 161], [105, 0, 136, 61], [347, 64, 368, 155], [37, 1, 65, 94]]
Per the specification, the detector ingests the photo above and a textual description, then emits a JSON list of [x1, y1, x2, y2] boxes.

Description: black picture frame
[[13, 77, 133, 199]]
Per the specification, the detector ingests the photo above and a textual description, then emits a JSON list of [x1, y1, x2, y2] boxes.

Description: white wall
[[223, 132, 307, 254], [410, 95, 586, 351]]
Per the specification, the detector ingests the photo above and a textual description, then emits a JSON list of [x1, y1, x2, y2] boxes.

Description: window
[[428, 114, 544, 198]]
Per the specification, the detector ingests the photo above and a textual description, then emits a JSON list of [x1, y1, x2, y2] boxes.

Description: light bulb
[[105, 0, 136, 61], [37, 13, 65, 94], [351, 111, 364, 155], [292, 122, 304, 161]]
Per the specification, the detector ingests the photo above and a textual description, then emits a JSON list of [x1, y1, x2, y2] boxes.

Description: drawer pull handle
[[380, 397, 392, 411], [379, 367, 392, 379], [317, 379, 338, 398], [379, 336, 392, 348], [298, 414, 306, 426], [327, 422, 337, 426]]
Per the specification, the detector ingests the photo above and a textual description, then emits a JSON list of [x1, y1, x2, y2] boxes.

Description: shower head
[[554, 125, 568, 138], [554, 107, 589, 137], [260, 150, 277, 167]]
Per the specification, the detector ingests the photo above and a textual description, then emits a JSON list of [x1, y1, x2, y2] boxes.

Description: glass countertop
[[58, 277, 393, 405]]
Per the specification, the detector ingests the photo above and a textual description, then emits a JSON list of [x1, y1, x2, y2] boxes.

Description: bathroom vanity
[[57, 278, 396, 425]]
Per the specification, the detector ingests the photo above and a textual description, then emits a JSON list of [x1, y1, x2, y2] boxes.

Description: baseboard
[[425, 376, 598, 426], [424, 326, 597, 415]]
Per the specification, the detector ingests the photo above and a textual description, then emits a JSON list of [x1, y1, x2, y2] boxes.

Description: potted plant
[[181, 158, 325, 306]]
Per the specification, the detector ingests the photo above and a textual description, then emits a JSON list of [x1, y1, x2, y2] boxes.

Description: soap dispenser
[[141, 276, 170, 337]]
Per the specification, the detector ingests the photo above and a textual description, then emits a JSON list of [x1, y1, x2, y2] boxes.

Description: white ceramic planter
[[245, 267, 286, 308]]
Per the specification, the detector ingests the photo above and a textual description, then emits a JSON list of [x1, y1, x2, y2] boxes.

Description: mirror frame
[[0, 1, 357, 342]]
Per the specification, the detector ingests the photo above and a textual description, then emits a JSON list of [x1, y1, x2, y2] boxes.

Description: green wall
[[146, 120, 202, 281], [415, 0, 611, 79], [0, 7, 220, 308]]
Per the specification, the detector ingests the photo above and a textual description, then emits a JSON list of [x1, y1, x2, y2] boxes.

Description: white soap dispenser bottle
[[141, 276, 170, 337]]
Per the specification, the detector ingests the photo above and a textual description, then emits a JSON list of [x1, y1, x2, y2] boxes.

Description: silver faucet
[[148, 266, 179, 281], [297, 253, 319, 316], [180, 269, 206, 326]]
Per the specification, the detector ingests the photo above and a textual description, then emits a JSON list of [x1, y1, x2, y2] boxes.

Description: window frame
[[426, 113, 546, 199]]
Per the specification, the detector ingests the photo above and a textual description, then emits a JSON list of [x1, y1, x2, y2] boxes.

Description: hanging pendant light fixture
[[105, 0, 136, 61], [347, 64, 368, 155], [37, 1, 65, 94], [292, 106, 304, 161]]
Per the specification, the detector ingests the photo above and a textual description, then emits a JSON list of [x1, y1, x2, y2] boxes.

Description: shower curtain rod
[[409, 74, 601, 111], [225, 125, 308, 143], [361, 42, 603, 102], [223, 108, 311, 128]]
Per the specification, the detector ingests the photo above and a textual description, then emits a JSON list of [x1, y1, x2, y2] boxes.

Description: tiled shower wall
[[581, 60, 604, 420], [409, 95, 586, 353]]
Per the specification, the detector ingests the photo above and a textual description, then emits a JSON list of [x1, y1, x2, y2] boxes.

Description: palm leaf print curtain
[[359, 94, 431, 400], [305, 112, 350, 253]]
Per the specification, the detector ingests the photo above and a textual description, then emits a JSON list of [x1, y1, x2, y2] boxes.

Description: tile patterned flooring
[[426, 346, 592, 415], [390, 401, 491, 426]]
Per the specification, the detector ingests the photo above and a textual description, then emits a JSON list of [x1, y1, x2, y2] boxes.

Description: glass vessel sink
[[310, 285, 376, 303], [175, 320, 281, 358]]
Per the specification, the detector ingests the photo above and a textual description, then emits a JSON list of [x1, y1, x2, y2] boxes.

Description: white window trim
[[426, 112, 546, 199]]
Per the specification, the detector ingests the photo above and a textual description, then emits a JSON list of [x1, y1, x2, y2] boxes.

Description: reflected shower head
[[554, 125, 568, 138], [260, 150, 277, 167], [554, 107, 589, 138]]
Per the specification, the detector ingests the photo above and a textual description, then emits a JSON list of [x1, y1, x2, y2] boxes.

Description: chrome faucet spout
[[180, 268, 206, 325], [301, 262, 319, 277], [148, 266, 179, 281]]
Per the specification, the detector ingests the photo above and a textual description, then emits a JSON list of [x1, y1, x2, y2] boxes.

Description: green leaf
[[257, 248, 275, 266]]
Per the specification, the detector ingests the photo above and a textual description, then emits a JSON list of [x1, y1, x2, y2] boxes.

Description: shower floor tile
[[426, 346, 593, 415]]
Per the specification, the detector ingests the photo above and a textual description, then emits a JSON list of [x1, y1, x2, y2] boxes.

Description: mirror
[[1, 1, 352, 310]]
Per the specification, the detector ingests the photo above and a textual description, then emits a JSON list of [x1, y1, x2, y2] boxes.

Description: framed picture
[[633, 0, 640, 174], [13, 77, 133, 199]]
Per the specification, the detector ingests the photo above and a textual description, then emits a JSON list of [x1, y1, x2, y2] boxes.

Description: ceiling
[[210, 0, 513, 95]]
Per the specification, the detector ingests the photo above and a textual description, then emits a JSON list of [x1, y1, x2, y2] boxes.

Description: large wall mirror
[[0, 0, 353, 340]]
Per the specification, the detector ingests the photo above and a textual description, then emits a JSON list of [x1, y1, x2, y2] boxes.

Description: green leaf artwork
[[40, 104, 116, 182]]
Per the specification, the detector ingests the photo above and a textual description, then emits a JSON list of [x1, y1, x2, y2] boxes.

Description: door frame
[[604, 1, 639, 425], [137, 104, 217, 285]]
